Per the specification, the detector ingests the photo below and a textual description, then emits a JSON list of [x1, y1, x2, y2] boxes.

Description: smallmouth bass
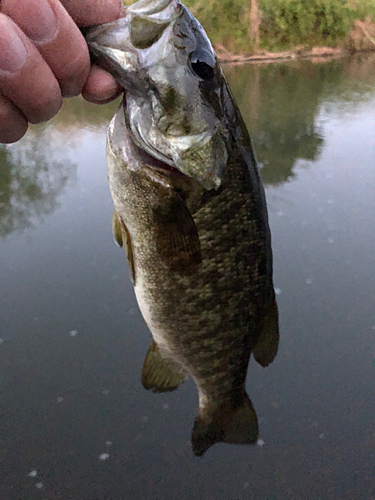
[[86, 0, 279, 456]]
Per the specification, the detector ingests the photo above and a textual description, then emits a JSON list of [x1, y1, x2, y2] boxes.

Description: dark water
[[1, 54, 374, 500]]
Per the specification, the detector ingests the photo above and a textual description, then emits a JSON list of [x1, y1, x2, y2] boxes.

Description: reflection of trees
[[321, 53, 375, 112], [224, 62, 327, 185], [224, 54, 375, 186], [0, 129, 76, 238], [0, 96, 121, 238]]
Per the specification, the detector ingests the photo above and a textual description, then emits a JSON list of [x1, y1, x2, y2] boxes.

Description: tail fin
[[191, 393, 258, 457]]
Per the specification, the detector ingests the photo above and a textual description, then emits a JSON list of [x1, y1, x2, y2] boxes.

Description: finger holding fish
[[1, 0, 90, 98], [0, 0, 123, 144], [0, 14, 62, 126]]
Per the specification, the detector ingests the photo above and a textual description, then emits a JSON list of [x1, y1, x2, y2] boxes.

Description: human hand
[[0, 0, 124, 143]]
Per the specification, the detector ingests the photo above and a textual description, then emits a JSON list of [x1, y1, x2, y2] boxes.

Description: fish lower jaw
[[132, 140, 189, 180]]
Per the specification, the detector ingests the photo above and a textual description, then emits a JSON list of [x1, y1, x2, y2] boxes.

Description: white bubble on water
[[57, 397, 64, 403], [28, 470, 38, 478], [99, 453, 110, 461], [257, 439, 265, 447], [319, 433, 326, 440], [306, 278, 313, 285], [69, 330, 78, 337], [275, 288, 282, 296], [162, 403, 170, 410], [106, 441, 113, 446]]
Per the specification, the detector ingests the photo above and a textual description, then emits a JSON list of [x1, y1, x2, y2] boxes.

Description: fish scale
[[86, 0, 279, 456]]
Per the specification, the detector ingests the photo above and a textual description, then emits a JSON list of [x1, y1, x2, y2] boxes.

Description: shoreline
[[216, 45, 375, 65]]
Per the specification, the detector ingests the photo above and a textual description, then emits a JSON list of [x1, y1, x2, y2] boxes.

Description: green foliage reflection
[[0, 129, 76, 238], [224, 54, 375, 185]]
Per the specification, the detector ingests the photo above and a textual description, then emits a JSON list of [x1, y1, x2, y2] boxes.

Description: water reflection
[[51, 96, 120, 132], [0, 97, 120, 239], [0, 54, 374, 499], [0, 129, 76, 238], [224, 63, 325, 185], [224, 53, 375, 186]]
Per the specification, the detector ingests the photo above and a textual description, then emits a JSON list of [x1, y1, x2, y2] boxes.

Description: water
[[1, 54, 374, 499]]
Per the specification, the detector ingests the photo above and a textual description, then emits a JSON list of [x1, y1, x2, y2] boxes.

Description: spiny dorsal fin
[[141, 341, 186, 393], [152, 192, 201, 275], [252, 293, 279, 368], [112, 211, 123, 247], [191, 392, 259, 457]]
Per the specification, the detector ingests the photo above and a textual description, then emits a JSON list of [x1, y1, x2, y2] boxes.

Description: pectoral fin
[[113, 214, 136, 285], [141, 341, 186, 392], [152, 193, 201, 274], [191, 392, 259, 457], [252, 293, 279, 367], [112, 211, 123, 247]]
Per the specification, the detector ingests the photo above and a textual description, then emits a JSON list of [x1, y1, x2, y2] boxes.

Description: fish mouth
[[132, 116, 213, 168], [134, 142, 188, 179], [129, 108, 225, 190]]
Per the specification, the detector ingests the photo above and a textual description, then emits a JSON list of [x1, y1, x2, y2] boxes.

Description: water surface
[[1, 54, 374, 500]]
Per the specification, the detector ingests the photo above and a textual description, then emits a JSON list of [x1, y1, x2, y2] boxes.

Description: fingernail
[[0, 17, 28, 74], [19, 0, 58, 45]]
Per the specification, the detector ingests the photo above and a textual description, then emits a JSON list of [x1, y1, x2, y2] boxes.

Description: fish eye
[[188, 48, 215, 81]]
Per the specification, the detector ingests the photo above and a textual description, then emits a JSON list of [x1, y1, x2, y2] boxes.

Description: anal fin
[[252, 293, 279, 367], [141, 341, 186, 393]]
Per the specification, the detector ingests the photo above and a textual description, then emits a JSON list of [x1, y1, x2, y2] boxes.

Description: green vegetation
[[154, 0, 375, 53], [257, 0, 375, 50]]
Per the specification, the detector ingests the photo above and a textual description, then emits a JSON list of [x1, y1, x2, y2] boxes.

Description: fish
[[85, 0, 279, 457]]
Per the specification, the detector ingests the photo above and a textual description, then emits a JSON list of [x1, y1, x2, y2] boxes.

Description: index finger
[[60, 0, 124, 26]]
